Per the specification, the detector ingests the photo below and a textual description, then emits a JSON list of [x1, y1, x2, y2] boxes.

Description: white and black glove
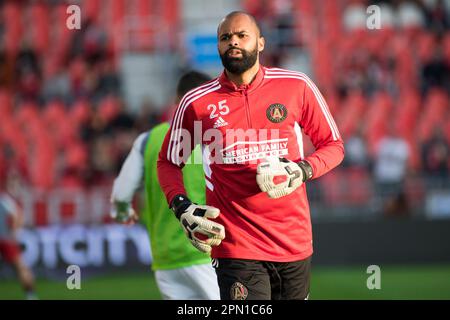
[[256, 157, 313, 199], [110, 201, 139, 225], [171, 195, 225, 254]]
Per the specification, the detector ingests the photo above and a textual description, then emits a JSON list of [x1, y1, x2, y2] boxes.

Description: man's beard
[[220, 46, 258, 75]]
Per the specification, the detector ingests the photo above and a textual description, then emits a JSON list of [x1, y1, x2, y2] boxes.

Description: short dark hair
[[176, 71, 211, 99], [217, 11, 262, 37]]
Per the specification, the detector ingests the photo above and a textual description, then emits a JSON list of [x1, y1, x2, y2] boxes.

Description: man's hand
[[171, 195, 225, 254], [110, 201, 139, 225], [256, 157, 312, 199]]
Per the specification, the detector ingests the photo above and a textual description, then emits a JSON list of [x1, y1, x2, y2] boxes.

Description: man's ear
[[258, 36, 265, 52]]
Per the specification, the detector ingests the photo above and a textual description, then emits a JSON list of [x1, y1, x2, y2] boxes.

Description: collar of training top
[[218, 64, 266, 94]]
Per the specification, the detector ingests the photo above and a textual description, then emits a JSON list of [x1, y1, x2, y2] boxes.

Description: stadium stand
[[0, 0, 449, 224]]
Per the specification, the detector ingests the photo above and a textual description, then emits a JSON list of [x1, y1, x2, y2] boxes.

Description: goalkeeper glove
[[110, 201, 139, 225], [171, 195, 225, 254], [256, 157, 313, 199]]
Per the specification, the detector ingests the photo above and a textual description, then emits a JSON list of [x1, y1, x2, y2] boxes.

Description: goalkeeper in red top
[[157, 11, 344, 300]]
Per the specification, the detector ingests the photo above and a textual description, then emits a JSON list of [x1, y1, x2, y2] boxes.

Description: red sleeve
[[298, 76, 344, 179], [157, 101, 197, 206]]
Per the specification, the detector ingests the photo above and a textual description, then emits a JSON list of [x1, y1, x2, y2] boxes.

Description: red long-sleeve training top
[[158, 65, 344, 262]]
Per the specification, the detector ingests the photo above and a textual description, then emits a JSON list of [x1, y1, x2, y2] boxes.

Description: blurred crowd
[[0, 0, 449, 217], [0, 1, 166, 192], [244, 0, 450, 216]]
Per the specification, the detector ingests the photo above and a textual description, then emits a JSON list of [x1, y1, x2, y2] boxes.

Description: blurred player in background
[[110, 71, 220, 300], [157, 12, 344, 300], [0, 185, 37, 300]]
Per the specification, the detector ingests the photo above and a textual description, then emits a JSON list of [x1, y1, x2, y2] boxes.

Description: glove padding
[[110, 201, 139, 225], [256, 157, 305, 199], [173, 197, 225, 253]]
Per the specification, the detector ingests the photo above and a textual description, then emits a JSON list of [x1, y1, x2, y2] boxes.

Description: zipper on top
[[240, 86, 252, 128]]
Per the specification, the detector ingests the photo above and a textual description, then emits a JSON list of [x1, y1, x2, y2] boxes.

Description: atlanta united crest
[[230, 282, 248, 300], [266, 103, 288, 123]]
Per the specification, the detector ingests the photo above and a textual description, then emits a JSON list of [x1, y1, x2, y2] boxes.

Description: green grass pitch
[[1, 265, 450, 300]]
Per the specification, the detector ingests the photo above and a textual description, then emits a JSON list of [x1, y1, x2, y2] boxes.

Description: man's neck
[[225, 62, 260, 87]]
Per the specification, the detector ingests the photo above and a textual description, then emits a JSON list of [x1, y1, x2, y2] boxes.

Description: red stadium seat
[[65, 143, 88, 169], [50, 4, 73, 62], [34, 200, 49, 226], [62, 123, 79, 147], [0, 90, 13, 116], [424, 89, 448, 122], [43, 101, 66, 124], [292, 0, 314, 46], [320, 167, 373, 206], [60, 201, 77, 222], [31, 137, 56, 189], [443, 33, 450, 63], [98, 96, 120, 122], [416, 31, 436, 63], [29, 2, 50, 55], [337, 90, 367, 138], [3, 2, 23, 56], [68, 58, 88, 88], [242, 0, 261, 14], [61, 141, 89, 188], [136, 0, 152, 17], [345, 167, 373, 205], [162, 0, 180, 49], [110, 0, 126, 26], [416, 89, 449, 143], [83, 0, 102, 23], [1, 119, 24, 157], [395, 48, 417, 90], [15, 102, 40, 126], [70, 99, 92, 125], [394, 89, 421, 139], [365, 92, 393, 153], [320, 168, 343, 206]]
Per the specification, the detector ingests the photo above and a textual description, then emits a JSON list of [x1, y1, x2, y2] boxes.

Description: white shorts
[[154, 263, 220, 300]]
